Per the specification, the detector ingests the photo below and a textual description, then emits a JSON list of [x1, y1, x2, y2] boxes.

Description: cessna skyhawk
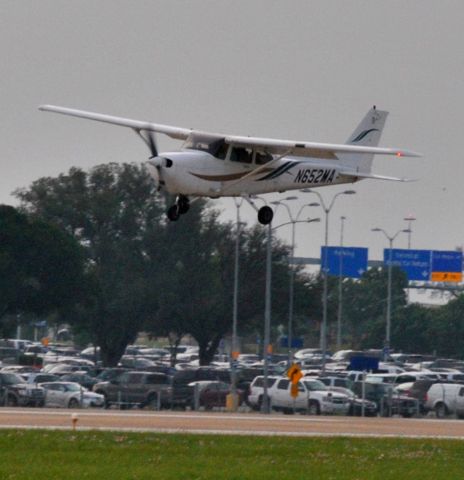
[[39, 105, 420, 224]]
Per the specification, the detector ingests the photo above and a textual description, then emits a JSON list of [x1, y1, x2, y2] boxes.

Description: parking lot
[[3, 342, 464, 423]]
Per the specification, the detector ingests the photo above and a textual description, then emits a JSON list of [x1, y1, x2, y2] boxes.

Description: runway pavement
[[0, 408, 463, 438]]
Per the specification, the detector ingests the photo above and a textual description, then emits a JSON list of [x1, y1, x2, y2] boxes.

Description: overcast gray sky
[[1, 1, 463, 283]]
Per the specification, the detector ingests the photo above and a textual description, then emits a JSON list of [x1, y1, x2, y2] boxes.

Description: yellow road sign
[[287, 364, 303, 385], [290, 383, 299, 398]]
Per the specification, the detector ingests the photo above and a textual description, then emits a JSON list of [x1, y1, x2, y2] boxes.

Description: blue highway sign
[[321, 246, 368, 279], [431, 250, 462, 282], [384, 249, 431, 281], [384, 249, 463, 282]]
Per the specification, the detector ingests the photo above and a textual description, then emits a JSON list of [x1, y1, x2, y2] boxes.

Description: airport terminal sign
[[431, 250, 462, 282], [384, 249, 431, 281], [321, 246, 368, 279], [384, 249, 463, 283]]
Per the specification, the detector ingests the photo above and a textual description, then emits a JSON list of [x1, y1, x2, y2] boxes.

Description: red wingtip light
[[396, 152, 402, 157]]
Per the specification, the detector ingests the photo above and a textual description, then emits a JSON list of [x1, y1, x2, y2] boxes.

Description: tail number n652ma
[[294, 168, 336, 184]]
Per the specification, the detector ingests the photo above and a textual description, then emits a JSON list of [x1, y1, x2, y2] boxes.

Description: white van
[[424, 383, 464, 418]]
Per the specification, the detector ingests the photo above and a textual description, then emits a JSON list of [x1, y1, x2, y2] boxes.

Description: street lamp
[[271, 199, 320, 363], [336, 216, 347, 350], [302, 189, 356, 371], [371, 227, 410, 358]]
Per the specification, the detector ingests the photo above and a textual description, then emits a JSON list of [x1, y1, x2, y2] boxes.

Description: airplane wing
[[225, 135, 422, 159], [39, 105, 421, 158], [38, 105, 192, 140]]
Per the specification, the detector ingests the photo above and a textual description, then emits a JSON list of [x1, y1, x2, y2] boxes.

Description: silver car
[[41, 381, 104, 408]]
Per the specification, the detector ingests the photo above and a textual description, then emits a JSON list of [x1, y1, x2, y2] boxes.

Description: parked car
[[188, 381, 244, 409], [352, 381, 419, 417], [0, 372, 45, 407], [407, 379, 440, 413], [327, 386, 377, 416], [24, 345, 49, 355], [44, 364, 86, 376], [317, 376, 353, 390], [268, 377, 351, 415], [93, 371, 171, 409], [95, 368, 128, 383], [424, 383, 464, 418], [247, 375, 280, 411], [0, 347, 19, 364], [5, 339, 33, 351], [167, 370, 197, 409], [1, 365, 35, 374], [365, 373, 397, 384], [118, 356, 158, 370], [41, 382, 104, 408], [23, 373, 60, 385], [60, 372, 99, 390], [394, 372, 441, 384]]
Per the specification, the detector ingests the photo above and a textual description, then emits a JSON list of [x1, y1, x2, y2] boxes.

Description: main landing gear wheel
[[257, 206, 274, 225]]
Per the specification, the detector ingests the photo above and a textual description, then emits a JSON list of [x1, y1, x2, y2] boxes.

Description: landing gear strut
[[167, 195, 190, 222]]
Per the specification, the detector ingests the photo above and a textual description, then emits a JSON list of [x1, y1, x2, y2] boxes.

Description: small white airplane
[[39, 105, 420, 224]]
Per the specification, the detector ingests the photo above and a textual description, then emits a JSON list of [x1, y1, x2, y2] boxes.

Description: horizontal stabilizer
[[340, 170, 416, 182]]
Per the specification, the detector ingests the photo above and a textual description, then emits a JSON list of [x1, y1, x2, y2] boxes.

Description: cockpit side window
[[229, 147, 252, 164], [215, 142, 228, 160], [255, 152, 273, 165]]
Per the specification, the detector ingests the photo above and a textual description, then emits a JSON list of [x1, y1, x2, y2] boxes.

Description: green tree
[[16, 164, 164, 365], [428, 294, 464, 358], [0, 205, 86, 337], [341, 267, 408, 349], [392, 303, 435, 354]]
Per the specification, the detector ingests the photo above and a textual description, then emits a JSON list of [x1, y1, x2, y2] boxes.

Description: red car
[[190, 381, 244, 409]]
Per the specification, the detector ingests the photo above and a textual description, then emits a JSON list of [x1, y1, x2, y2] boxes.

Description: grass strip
[[0, 429, 463, 479]]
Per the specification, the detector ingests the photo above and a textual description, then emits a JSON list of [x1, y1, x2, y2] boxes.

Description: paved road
[[0, 408, 463, 438]]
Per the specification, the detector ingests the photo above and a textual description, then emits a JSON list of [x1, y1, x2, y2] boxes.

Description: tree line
[[2, 162, 464, 364]]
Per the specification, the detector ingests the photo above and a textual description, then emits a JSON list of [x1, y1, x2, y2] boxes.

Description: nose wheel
[[167, 195, 190, 222]]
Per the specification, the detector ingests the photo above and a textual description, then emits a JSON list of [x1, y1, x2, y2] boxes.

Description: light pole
[[256, 196, 320, 413], [371, 227, 410, 358], [258, 195, 294, 413], [271, 199, 320, 363], [336, 216, 346, 350], [403, 214, 416, 249], [263, 215, 273, 413], [302, 189, 356, 371], [403, 214, 416, 303], [230, 197, 244, 410], [247, 196, 273, 414]]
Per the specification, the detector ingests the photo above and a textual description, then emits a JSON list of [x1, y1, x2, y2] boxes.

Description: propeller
[[140, 129, 164, 190]]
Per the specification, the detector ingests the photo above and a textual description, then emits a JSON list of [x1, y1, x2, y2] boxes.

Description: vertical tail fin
[[339, 106, 389, 173]]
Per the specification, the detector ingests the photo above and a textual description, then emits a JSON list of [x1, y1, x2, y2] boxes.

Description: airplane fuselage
[[149, 149, 356, 198]]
